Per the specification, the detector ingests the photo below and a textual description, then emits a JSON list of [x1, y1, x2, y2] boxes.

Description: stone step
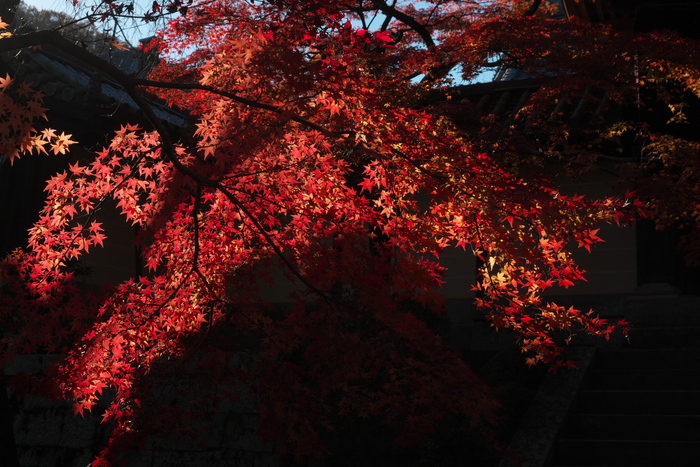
[[621, 326, 700, 348], [562, 414, 700, 441], [552, 439, 700, 466], [584, 368, 700, 390], [543, 300, 700, 467], [574, 389, 700, 414], [621, 298, 700, 324], [627, 299, 700, 312], [593, 348, 700, 369]]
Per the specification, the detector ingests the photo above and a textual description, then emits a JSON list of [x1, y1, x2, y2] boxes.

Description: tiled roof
[[3, 42, 185, 127], [452, 79, 611, 124]]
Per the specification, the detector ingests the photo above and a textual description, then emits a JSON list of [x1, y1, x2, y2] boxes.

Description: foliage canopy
[[0, 0, 698, 464]]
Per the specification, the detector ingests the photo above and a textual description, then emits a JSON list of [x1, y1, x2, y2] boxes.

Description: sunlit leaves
[[0, 75, 74, 164], [0, 0, 681, 464]]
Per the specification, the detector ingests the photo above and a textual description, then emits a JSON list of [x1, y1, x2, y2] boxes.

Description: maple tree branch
[[354, 2, 457, 84], [525, 149, 623, 177], [0, 30, 331, 302], [372, 0, 435, 48], [379, 0, 398, 32], [192, 182, 202, 271], [480, 59, 505, 68], [123, 267, 196, 333], [131, 79, 336, 136], [524, 0, 543, 17], [0, 30, 55, 53]]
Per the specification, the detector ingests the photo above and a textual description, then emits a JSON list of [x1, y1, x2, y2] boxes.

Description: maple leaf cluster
[[0, 72, 75, 164], [1, 0, 697, 464]]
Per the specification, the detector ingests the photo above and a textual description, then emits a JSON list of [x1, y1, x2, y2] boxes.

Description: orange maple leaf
[[51, 132, 76, 155], [0, 73, 13, 90]]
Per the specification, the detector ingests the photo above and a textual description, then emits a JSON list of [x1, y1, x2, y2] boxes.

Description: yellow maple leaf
[[110, 40, 130, 51]]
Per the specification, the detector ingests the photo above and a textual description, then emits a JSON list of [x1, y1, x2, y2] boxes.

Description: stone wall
[[5, 355, 281, 467]]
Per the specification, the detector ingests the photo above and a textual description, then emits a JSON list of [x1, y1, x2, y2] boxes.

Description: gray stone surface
[[14, 410, 64, 446], [224, 413, 273, 452], [58, 413, 97, 448], [12, 296, 687, 466]]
